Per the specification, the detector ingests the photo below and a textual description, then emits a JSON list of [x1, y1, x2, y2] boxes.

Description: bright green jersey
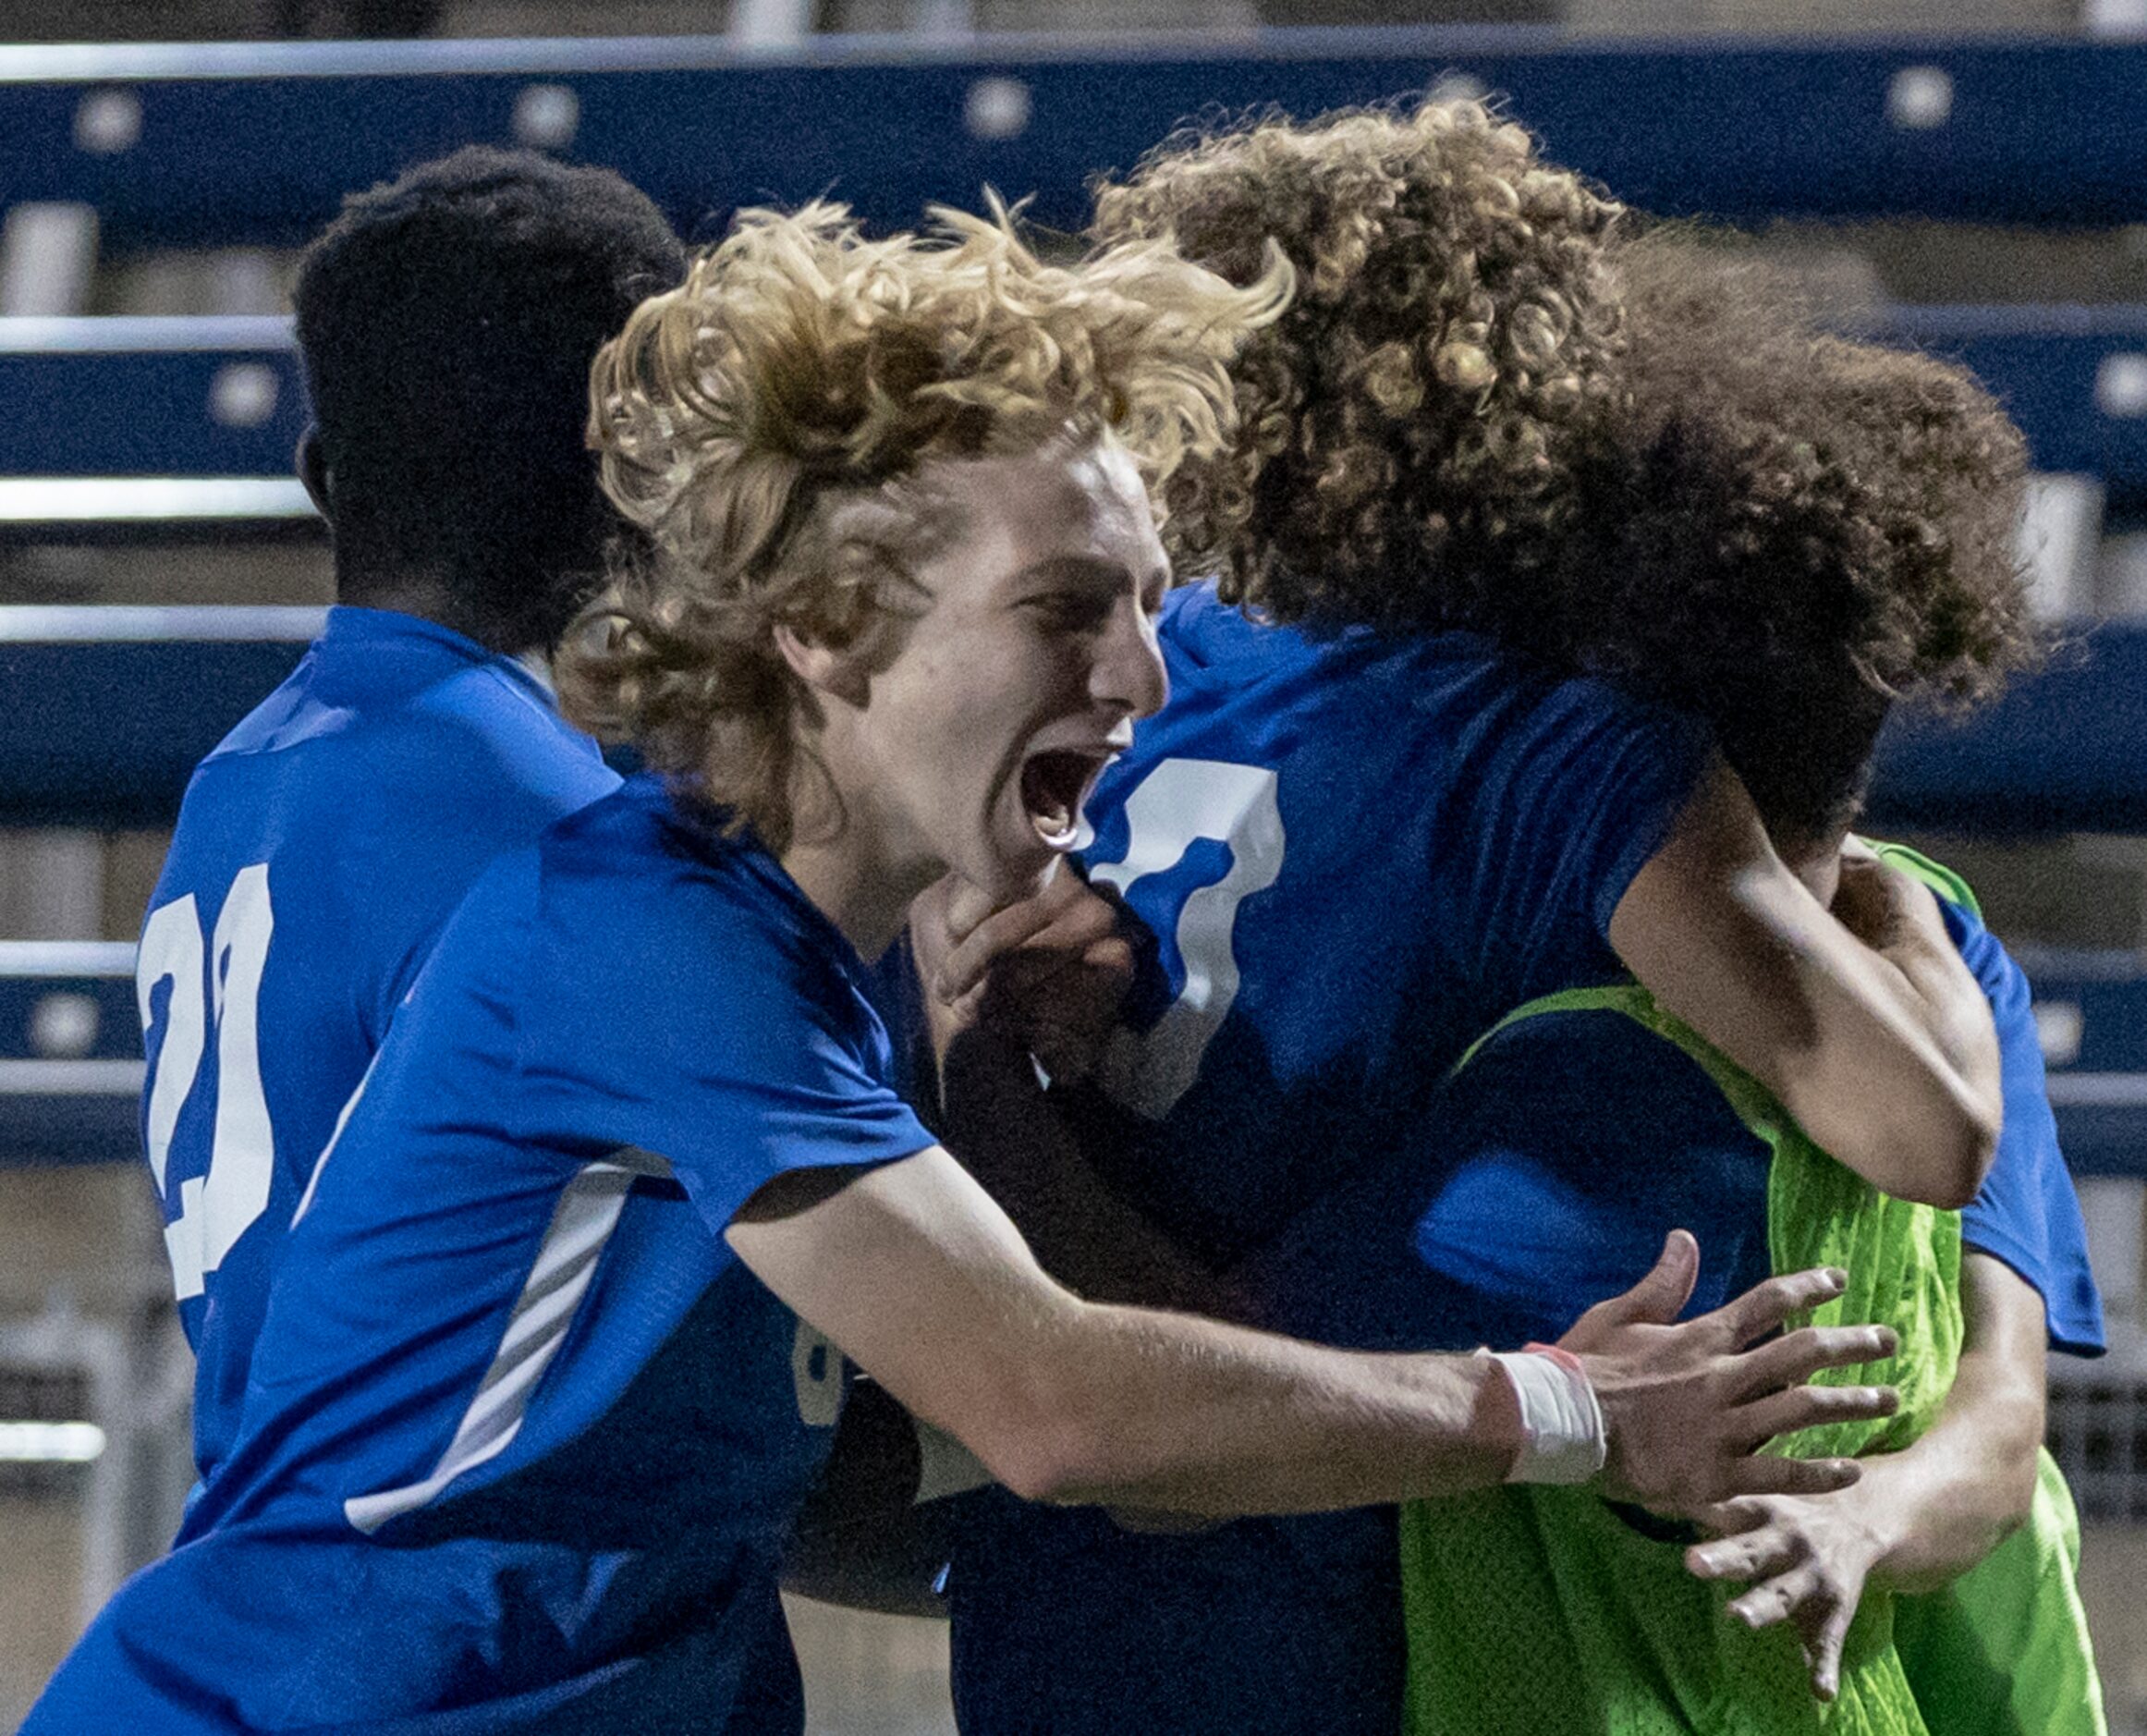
[[1401, 978, 1960, 1736], [1400, 841, 2104, 1733]]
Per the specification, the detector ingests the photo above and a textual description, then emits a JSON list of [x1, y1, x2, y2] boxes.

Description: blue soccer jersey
[[138, 606, 621, 1485], [1367, 898, 2104, 1354], [947, 581, 1713, 1736], [1946, 905, 2106, 1357], [1067, 580, 1713, 1258], [34, 777, 934, 1734]]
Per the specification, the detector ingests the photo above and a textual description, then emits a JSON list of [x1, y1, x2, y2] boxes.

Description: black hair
[[1533, 241, 2038, 857], [293, 145, 689, 652]]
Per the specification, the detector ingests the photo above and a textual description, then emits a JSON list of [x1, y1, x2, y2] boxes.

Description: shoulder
[[1861, 839, 2019, 1009], [391, 661, 616, 805], [527, 783, 857, 1015], [1443, 1004, 1760, 1163]]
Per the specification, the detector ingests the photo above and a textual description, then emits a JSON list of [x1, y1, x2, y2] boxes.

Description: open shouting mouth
[[1020, 748, 1116, 850]]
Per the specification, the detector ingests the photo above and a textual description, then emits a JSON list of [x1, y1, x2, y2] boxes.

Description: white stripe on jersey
[[343, 1149, 671, 1534]]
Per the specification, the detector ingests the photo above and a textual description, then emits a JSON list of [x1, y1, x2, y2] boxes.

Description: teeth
[[1022, 750, 1099, 845]]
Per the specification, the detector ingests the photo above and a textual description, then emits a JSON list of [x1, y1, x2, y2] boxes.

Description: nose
[[1093, 597, 1169, 722]]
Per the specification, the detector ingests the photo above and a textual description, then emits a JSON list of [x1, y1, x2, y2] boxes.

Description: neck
[[775, 711, 941, 962], [778, 829, 930, 963], [335, 569, 538, 659]]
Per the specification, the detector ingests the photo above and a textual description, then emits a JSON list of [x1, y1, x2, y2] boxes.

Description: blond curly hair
[[1090, 97, 1628, 630], [556, 201, 1288, 850]]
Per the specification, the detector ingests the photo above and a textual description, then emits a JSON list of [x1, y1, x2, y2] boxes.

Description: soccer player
[[29, 204, 1895, 1736], [1248, 247, 2106, 1730], [929, 102, 2026, 1734], [136, 147, 685, 1488]]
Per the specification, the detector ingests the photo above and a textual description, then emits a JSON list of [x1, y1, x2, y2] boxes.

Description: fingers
[[1804, 1603, 1853, 1702], [1726, 1559, 1823, 1631], [1723, 1323, 1897, 1401], [1559, 1231, 1700, 1348], [1712, 1454, 1862, 1499], [943, 873, 1021, 945], [1729, 1379, 1897, 1448], [934, 894, 1067, 1001], [1700, 1526, 1856, 1703], [1704, 1265, 1848, 1350], [1686, 1513, 1799, 1583], [933, 870, 1127, 1003], [1690, 1497, 1771, 1541]]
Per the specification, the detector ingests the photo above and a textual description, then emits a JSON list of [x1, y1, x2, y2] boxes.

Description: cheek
[[936, 633, 1075, 731]]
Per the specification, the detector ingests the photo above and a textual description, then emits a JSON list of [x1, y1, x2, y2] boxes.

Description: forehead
[[922, 437, 1158, 568]]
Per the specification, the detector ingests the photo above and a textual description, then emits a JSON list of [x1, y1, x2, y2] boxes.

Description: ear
[[295, 426, 332, 522], [773, 622, 872, 709]]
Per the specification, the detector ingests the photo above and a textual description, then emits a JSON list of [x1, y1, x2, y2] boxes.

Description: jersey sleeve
[[1446, 676, 1712, 991], [504, 854, 934, 1238], [1946, 907, 2107, 1356], [1413, 1012, 1775, 1337], [350, 703, 621, 1045]]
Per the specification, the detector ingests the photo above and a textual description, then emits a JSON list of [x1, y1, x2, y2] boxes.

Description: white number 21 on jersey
[[136, 863, 277, 1303]]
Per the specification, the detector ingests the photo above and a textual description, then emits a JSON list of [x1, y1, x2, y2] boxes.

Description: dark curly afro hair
[[294, 145, 687, 653], [1534, 236, 2039, 850]]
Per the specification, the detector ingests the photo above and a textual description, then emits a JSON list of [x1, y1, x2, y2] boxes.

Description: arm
[[1685, 1253, 2047, 1697], [1608, 759, 2000, 1207], [726, 1147, 1898, 1519], [914, 869, 1238, 1314], [781, 1377, 974, 1618]]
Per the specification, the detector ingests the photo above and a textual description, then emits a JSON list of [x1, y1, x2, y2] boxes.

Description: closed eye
[[1026, 590, 1116, 631]]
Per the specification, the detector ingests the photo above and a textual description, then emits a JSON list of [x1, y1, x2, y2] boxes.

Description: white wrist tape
[[1480, 1345, 1606, 1485]]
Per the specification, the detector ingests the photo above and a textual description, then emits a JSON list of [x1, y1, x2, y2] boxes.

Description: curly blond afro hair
[[1090, 97, 1628, 631], [556, 201, 1288, 850]]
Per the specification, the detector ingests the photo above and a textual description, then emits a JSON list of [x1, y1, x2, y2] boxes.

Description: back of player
[[947, 577, 1713, 1732], [142, 614, 620, 1478], [136, 147, 684, 1485]]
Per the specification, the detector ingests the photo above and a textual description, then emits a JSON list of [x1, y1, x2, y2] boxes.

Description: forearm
[[937, 1026, 1238, 1316], [1006, 1298, 1523, 1513], [1853, 1253, 2046, 1591], [1612, 763, 1998, 1205], [733, 1152, 1887, 1532], [730, 1150, 1524, 1515], [781, 1377, 965, 1617], [1770, 886, 1997, 1206]]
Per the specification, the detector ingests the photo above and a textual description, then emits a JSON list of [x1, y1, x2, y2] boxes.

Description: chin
[[970, 844, 1061, 904]]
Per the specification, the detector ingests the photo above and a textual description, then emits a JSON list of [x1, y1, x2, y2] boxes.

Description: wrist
[[1478, 1345, 1607, 1485]]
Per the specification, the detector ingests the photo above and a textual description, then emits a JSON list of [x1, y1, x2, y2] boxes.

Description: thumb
[[942, 875, 1006, 945], [1575, 1230, 1700, 1337]]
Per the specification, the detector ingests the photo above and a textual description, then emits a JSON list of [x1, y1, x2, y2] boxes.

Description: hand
[[912, 864, 1142, 1085], [1558, 1232, 1899, 1519], [1828, 841, 1945, 956], [1685, 1485, 1897, 1701]]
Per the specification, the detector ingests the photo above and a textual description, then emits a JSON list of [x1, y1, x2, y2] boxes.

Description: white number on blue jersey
[[136, 863, 278, 1302], [1088, 758, 1286, 1119]]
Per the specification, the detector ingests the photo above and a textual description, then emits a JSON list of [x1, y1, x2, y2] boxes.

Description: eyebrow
[[1015, 554, 1169, 593]]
